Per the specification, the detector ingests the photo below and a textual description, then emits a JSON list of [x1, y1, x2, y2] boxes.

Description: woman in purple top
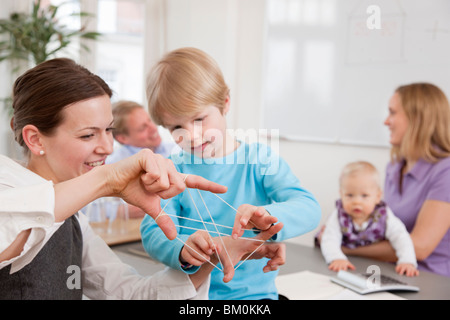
[[343, 83, 450, 277]]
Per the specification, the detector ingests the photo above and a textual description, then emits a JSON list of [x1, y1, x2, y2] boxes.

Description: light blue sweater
[[140, 142, 321, 300]]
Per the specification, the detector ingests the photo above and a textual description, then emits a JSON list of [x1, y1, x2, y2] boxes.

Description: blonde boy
[[140, 47, 321, 299]]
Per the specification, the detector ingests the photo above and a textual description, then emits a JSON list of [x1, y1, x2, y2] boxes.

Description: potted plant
[[0, 0, 101, 114]]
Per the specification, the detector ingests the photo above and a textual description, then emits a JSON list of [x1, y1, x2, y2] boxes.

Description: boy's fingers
[[232, 205, 256, 239], [232, 206, 278, 239], [262, 214, 278, 227], [185, 247, 210, 266], [196, 233, 214, 255], [187, 254, 208, 266], [256, 222, 284, 242]]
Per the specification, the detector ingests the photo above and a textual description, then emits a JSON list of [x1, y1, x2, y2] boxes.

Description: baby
[[320, 161, 419, 276]]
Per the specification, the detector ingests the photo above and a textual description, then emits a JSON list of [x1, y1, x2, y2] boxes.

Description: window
[[43, 0, 84, 62], [46, 0, 146, 103], [263, 0, 339, 142], [95, 0, 146, 103]]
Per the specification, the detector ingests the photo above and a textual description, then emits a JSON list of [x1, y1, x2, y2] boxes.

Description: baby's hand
[[180, 231, 219, 267], [328, 259, 356, 272], [232, 204, 278, 239], [395, 263, 419, 277]]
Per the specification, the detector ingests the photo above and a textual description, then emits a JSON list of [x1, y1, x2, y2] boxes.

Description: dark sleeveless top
[[0, 215, 83, 300]]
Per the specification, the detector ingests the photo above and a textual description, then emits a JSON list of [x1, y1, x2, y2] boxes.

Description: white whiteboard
[[263, 0, 450, 147]]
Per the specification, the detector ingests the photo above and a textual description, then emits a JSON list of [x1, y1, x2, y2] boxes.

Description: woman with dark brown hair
[[0, 58, 285, 299]]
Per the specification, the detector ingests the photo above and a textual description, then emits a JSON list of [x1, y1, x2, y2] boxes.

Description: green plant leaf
[[0, 0, 102, 114]]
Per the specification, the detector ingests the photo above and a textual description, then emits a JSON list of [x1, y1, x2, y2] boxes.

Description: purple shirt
[[385, 157, 450, 277]]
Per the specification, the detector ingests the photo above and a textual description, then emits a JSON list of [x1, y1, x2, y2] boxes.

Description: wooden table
[[90, 217, 143, 246]]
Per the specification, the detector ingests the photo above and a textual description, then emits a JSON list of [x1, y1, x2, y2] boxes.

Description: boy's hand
[[180, 231, 220, 267], [232, 204, 278, 239], [181, 223, 284, 283], [395, 263, 419, 277], [328, 259, 356, 272]]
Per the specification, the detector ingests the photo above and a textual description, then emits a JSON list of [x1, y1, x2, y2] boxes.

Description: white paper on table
[[275, 271, 405, 300]]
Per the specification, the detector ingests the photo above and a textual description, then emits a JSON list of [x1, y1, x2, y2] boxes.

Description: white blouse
[[0, 155, 209, 299]]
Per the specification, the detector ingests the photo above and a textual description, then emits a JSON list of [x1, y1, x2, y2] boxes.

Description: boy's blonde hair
[[111, 100, 144, 138], [146, 47, 230, 126], [393, 83, 450, 163], [339, 161, 381, 189]]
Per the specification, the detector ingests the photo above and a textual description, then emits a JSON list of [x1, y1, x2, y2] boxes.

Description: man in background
[[107, 100, 178, 163], [106, 100, 179, 218]]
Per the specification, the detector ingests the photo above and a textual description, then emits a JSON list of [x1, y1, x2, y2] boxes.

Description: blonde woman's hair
[[393, 83, 450, 163], [146, 47, 230, 126], [111, 100, 144, 138], [339, 161, 381, 189]]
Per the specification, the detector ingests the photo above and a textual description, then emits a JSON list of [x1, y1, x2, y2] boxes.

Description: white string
[[234, 240, 266, 271], [196, 189, 233, 268], [185, 188, 224, 269], [211, 193, 239, 213], [154, 197, 172, 223], [212, 193, 257, 229], [154, 180, 269, 276], [166, 213, 257, 232], [174, 224, 264, 242]]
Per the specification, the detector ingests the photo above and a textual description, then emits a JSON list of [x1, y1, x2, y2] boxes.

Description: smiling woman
[[25, 95, 115, 183], [11, 59, 112, 155]]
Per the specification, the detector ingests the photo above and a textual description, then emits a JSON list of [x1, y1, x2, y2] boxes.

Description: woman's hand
[[216, 222, 285, 282], [104, 149, 227, 240]]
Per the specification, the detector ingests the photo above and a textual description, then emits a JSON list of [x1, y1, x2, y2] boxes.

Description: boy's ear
[[22, 124, 44, 156], [223, 95, 231, 115]]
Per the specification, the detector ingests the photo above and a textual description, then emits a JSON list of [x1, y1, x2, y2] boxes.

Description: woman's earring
[[39, 150, 45, 156]]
